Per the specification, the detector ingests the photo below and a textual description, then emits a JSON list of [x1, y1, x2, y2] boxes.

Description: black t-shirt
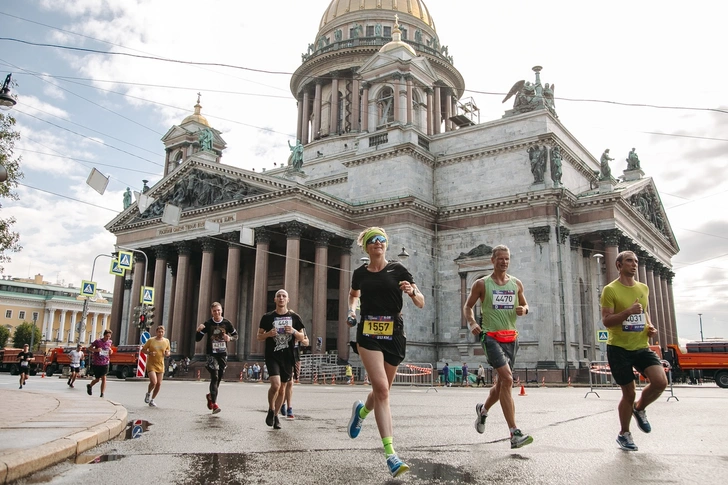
[[196, 318, 237, 355], [258, 310, 305, 359], [18, 351, 33, 370], [351, 261, 414, 334]]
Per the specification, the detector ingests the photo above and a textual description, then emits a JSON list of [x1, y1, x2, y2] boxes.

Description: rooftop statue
[[198, 128, 213, 152], [288, 139, 304, 171], [503, 66, 557, 118], [528, 145, 547, 183], [600, 149, 614, 181], [626, 148, 641, 170], [123, 187, 132, 210], [550, 145, 563, 185]]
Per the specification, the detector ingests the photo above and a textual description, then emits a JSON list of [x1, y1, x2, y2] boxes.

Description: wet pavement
[[2, 374, 727, 484]]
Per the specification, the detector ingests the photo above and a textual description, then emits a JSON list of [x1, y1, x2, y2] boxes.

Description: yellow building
[[0, 274, 112, 347]]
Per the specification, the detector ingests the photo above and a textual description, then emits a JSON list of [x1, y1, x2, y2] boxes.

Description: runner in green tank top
[[463, 245, 533, 449]]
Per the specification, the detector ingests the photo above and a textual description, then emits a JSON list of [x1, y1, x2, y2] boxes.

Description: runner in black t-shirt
[[17, 344, 34, 389], [257, 289, 306, 429], [196, 302, 237, 414], [345, 227, 425, 478]]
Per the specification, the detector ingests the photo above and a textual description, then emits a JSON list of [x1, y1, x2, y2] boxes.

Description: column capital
[[222, 231, 240, 247], [315, 230, 334, 247], [337, 238, 355, 254], [360, 81, 370, 89], [392, 73, 403, 81], [255, 227, 271, 245], [134, 253, 146, 264], [667, 271, 675, 283], [424, 87, 433, 95], [199, 238, 216, 252], [123, 279, 133, 290], [175, 241, 192, 256], [569, 234, 581, 251], [154, 246, 171, 260], [644, 256, 657, 271], [660, 266, 671, 279], [529, 225, 551, 244], [557, 226, 570, 244], [601, 229, 622, 246], [167, 260, 178, 277], [283, 221, 306, 239]]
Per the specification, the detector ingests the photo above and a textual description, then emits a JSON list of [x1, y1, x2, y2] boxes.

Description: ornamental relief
[[628, 190, 669, 238]]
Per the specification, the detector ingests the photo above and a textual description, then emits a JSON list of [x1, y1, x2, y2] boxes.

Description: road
[[4, 374, 727, 484]]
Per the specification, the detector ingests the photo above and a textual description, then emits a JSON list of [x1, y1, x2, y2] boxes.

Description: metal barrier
[[585, 360, 678, 400], [661, 360, 679, 402], [393, 363, 436, 392]]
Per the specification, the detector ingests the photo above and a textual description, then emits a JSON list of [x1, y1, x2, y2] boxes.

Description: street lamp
[[593, 253, 604, 295], [0, 74, 16, 110], [698, 313, 704, 342]]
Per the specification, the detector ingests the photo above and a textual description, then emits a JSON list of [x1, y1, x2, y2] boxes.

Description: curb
[[0, 403, 127, 484]]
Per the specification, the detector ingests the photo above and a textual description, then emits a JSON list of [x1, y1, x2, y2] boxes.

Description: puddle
[[122, 419, 153, 440], [407, 458, 476, 483], [177, 453, 249, 484], [75, 453, 126, 465]]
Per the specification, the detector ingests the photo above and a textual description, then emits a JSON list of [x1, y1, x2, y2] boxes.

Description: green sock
[[382, 436, 395, 456], [359, 405, 371, 419]]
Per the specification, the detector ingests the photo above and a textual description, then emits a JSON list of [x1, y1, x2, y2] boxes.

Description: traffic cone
[[518, 385, 527, 396], [567, 376, 572, 387], [41, 370, 45, 378], [331, 374, 336, 385], [196, 369, 200, 380], [313, 373, 318, 384], [239, 371, 243, 382]]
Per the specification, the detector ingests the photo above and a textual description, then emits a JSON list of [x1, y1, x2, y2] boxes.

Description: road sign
[[80, 280, 97, 298], [140, 286, 154, 305], [131, 419, 143, 439], [109, 258, 125, 276], [118, 251, 133, 270], [597, 330, 609, 343], [140, 331, 151, 344]]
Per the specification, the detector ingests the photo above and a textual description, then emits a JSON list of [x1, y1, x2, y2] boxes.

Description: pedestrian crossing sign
[[597, 330, 609, 342], [80, 280, 97, 298], [118, 251, 133, 270], [109, 258, 125, 276], [140, 286, 154, 305]]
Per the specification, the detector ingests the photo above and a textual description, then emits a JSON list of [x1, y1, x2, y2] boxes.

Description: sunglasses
[[366, 235, 387, 245]]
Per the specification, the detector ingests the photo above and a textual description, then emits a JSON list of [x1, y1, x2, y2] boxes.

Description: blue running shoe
[[632, 406, 651, 433], [616, 431, 638, 451], [386, 454, 410, 478], [347, 400, 365, 439]]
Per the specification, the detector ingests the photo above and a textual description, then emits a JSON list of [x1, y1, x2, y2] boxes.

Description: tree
[[0, 325, 9, 348], [12, 322, 41, 350], [0, 113, 24, 273]]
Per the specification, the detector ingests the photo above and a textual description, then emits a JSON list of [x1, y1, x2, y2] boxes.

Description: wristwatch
[[411, 287, 417, 297]]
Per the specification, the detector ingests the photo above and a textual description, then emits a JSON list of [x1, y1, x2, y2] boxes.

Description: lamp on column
[[593, 253, 604, 295]]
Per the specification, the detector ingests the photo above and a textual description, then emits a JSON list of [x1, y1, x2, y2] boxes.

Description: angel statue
[[600, 149, 614, 181], [626, 148, 641, 170]]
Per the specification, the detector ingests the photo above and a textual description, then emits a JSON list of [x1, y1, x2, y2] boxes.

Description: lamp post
[[0, 73, 17, 184], [77, 254, 112, 343], [698, 313, 704, 342]]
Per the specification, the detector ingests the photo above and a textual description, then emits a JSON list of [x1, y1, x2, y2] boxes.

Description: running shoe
[[616, 431, 638, 451], [212, 403, 221, 414], [205, 393, 213, 410], [266, 409, 275, 427], [347, 401, 365, 439], [148, 399, 157, 407], [474, 403, 488, 434], [510, 429, 534, 449], [70, 384, 74, 388], [632, 406, 651, 433], [19, 385, 22, 389], [144, 392, 151, 404], [100, 393, 104, 398], [386, 454, 410, 478], [67, 379, 71, 387], [273, 416, 281, 429], [86, 384, 92, 396], [281, 404, 287, 415], [286, 408, 295, 420]]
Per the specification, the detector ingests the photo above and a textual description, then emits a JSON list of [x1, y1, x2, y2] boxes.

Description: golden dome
[[320, 0, 436, 31], [181, 97, 210, 127]]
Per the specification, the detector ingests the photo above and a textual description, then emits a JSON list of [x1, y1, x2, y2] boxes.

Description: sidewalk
[[0, 386, 127, 484]]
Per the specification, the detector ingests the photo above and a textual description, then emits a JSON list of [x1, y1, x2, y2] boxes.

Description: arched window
[[377, 87, 394, 127]]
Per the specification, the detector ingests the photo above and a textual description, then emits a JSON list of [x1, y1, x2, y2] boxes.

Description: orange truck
[[45, 344, 140, 379], [0, 347, 46, 375], [665, 342, 728, 389]]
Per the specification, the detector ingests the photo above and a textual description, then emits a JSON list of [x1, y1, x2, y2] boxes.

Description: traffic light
[[146, 306, 155, 327], [138, 312, 147, 330]]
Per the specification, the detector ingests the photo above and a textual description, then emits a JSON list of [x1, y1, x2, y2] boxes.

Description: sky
[[0, 0, 726, 344]]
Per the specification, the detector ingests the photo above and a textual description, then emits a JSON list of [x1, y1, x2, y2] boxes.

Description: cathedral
[[105, 0, 679, 374]]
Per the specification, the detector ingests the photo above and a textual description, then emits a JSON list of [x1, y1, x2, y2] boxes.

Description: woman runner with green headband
[[345, 227, 425, 478]]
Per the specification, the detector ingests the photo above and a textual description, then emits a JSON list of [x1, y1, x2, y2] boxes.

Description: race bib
[[492, 290, 515, 310], [212, 340, 227, 353], [362, 316, 394, 340], [622, 313, 646, 332], [21, 361, 28, 367], [275, 316, 292, 334], [99, 349, 109, 357]]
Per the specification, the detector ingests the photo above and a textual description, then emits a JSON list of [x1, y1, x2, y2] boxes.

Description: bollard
[[196, 369, 200, 380], [331, 374, 336, 385], [540, 377, 545, 387], [239, 371, 243, 382], [567, 376, 572, 387]]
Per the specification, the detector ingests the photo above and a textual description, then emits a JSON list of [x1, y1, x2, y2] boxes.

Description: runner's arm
[[515, 278, 529, 316]]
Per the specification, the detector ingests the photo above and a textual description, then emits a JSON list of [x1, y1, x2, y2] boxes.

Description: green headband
[[362, 228, 386, 247]]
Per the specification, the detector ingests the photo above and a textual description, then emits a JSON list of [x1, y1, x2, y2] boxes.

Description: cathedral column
[[329, 74, 339, 135], [171, 242, 191, 356], [392, 74, 401, 124], [296, 94, 304, 144], [153, 247, 169, 327], [444, 89, 452, 131], [405, 75, 413, 125], [666, 272, 677, 345], [644, 257, 659, 345], [43, 309, 53, 342], [127, 255, 146, 344], [252, 228, 271, 355], [283, 221, 304, 311], [337, 239, 354, 360], [312, 231, 332, 354], [361, 82, 370, 133], [224, 235, 242, 356], [601, 230, 620, 283], [652, 265, 667, 348], [166, 262, 177, 343], [433, 86, 441, 134], [313, 80, 323, 139], [195, 238, 216, 355], [110, 270, 125, 338], [301, 90, 311, 144], [660, 268, 673, 348], [636, 249, 648, 284], [352, 79, 361, 132], [425, 88, 433, 135]]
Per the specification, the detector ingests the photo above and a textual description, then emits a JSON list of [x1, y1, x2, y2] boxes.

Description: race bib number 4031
[[622, 313, 646, 332], [492, 290, 516, 310]]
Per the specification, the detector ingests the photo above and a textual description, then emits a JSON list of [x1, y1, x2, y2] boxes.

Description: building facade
[[105, 0, 679, 370]]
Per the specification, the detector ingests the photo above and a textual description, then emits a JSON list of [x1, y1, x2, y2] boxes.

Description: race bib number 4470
[[622, 313, 646, 332], [492, 290, 515, 310]]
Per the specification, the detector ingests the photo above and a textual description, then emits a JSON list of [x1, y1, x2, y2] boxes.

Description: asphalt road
[[6, 375, 728, 485]]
